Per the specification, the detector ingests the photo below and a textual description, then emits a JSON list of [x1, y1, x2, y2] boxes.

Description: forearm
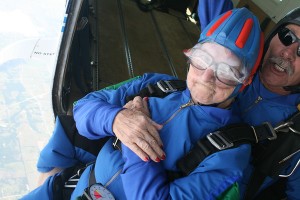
[[74, 97, 123, 139]]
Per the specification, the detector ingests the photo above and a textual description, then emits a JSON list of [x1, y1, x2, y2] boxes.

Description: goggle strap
[[239, 32, 264, 92]]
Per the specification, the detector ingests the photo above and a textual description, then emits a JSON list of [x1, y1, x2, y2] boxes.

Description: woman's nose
[[201, 68, 216, 83]]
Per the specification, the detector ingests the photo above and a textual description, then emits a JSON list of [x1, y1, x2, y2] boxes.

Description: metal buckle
[[113, 138, 121, 151], [289, 126, 300, 134], [274, 121, 293, 133], [274, 121, 300, 134], [157, 80, 177, 93], [262, 122, 277, 140], [206, 131, 234, 150], [279, 158, 300, 178]]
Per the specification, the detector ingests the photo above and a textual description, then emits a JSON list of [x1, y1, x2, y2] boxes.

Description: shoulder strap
[[176, 122, 278, 176], [244, 111, 300, 199], [174, 111, 300, 185], [252, 178, 287, 200], [125, 80, 186, 102], [58, 114, 109, 156]]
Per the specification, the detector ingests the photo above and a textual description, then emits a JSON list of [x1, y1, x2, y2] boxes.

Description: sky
[[0, 0, 65, 48], [0, 0, 65, 199]]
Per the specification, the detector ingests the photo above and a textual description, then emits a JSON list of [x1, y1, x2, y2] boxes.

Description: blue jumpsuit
[[198, 0, 233, 31], [234, 74, 300, 199], [71, 73, 251, 199]]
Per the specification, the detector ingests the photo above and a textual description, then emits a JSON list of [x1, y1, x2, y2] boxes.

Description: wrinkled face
[[186, 43, 242, 105], [260, 24, 300, 95]]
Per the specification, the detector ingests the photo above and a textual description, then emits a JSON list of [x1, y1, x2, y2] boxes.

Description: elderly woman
[[71, 8, 263, 200], [21, 8, 262, 200]]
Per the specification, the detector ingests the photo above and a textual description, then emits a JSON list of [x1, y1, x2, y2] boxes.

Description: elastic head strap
[[239, 32, 264, 92]]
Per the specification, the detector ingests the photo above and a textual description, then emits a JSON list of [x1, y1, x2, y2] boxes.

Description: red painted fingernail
[[161, 154, 166, 160], [155, 157, 160, 162], [144, 157, 149, 162], [144, 97, 149, 101]]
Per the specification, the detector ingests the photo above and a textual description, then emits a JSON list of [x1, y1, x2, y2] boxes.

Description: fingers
[[127, 113, 165, 161], [139, 134, 166, 162], [135, 138, 165, 162], [114, 97, 166, 162]]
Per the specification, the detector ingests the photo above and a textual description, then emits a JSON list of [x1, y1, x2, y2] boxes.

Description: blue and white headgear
[[196, 8, 264, 93]]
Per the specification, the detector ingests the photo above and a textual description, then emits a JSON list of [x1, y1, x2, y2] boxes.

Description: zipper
[[243, 96, 263, 113], [162, 99, 195, 125], [104, 168, 123, 188]]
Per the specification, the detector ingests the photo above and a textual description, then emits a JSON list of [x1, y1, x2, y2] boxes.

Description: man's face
[[260, 24, 300, 95], [186, 43, 242, 105]]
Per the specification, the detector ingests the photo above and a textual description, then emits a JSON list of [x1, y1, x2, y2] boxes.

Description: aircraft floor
[[95, 0, 200, 89]]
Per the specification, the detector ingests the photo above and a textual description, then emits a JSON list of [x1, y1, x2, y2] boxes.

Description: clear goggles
[[278, 27, 300, 56], [184, 43, 247, 86]]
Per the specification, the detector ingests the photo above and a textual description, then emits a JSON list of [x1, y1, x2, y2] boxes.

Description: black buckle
[[206, 131, 234, 150], [64, 162, 94, 188], [157, 80, 177, 93]]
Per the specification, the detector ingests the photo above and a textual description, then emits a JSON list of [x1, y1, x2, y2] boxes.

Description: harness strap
[[58, 114, 109, 156], [176, 122, 277, 176], [53, 163, 87, 200], [252, 178, 287, 200], [89, 165, 97, 186], [125, 80, 186, 103]]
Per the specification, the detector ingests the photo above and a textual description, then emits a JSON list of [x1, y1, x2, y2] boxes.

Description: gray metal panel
[[97, 0, 129, 88], [121, 0, 173, 76], [97, 0, 200, 88], [153, 10, 200, 80]]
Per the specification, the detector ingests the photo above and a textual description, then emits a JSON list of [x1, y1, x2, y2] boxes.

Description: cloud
[[0, 9, 41, 37]]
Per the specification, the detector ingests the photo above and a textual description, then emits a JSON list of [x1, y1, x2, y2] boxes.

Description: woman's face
[[186, 42, 242, 105]]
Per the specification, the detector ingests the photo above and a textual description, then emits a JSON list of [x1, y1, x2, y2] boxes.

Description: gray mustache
[[269, 57, 293, 76]]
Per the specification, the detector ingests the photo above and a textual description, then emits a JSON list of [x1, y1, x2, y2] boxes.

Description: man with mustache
[[232, 7, 300, 199]]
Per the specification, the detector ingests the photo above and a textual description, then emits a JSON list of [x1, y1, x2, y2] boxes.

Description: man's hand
[[113, 96, 165, 162]]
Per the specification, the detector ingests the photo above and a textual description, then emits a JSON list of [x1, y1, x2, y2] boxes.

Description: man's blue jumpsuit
[[71, 73, 251, 199], [234, 74, 300, 199]]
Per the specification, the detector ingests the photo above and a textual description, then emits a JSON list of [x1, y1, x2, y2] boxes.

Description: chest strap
[[125, 79, 186, 102], [176, 111, 300, 176], [176, 122, 277, 176]]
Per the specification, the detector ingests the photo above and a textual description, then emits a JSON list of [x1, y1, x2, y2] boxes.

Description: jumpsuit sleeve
[[20, 175, 55, 200], [121, 143, 251, 200], [73, 73, 177, 140], [198, 0, 233, 31]]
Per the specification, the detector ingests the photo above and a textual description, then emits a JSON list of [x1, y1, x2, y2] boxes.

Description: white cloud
[[0, 9, 41, 37]]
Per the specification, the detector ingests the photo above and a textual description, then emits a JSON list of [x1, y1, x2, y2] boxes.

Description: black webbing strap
[[253, 178, 287, 200], [176, 122, 276, 176], [58, 114, 109, 156], [244, 133, 300, 199], [125, 80, 186, 103], [53, 163, 86, 200], [243, 111, 300, 200], [89, 164, 97, 186]]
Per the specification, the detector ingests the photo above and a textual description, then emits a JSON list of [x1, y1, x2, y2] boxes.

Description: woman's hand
[[113, 96, 165, 162]]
